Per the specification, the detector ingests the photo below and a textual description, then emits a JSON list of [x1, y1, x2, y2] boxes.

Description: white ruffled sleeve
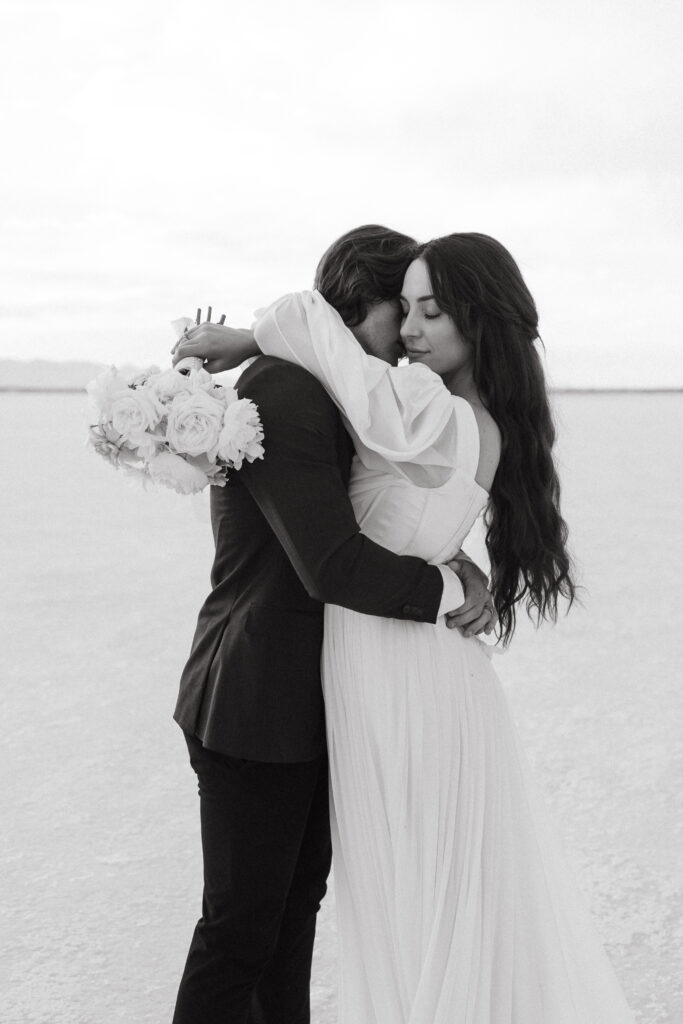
[[253, 290, 458, 487]]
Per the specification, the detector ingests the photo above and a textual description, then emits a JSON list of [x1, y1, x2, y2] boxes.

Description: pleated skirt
[[322, 606, 636, 1024]]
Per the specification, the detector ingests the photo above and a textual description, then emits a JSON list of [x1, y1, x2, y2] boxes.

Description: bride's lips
[[404, 349, 428, 358]]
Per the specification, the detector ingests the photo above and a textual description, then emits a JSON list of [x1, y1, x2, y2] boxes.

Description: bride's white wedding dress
[[254, 292, 636, 1024]]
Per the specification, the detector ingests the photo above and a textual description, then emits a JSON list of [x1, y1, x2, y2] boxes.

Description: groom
[[171, 225, 495, 1024]]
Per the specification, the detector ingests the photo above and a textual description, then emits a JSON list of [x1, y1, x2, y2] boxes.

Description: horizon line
[[1, 386, 682, 395]]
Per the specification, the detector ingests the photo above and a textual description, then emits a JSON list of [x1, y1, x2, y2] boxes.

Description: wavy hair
[[414, 233, 576, 643], [314, 224, 416, 326]]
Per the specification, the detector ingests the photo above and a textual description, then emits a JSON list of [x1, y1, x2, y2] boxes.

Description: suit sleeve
[[237, 360, 444, 623]]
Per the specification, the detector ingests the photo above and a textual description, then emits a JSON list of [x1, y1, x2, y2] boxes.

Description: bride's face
[[400, 259, 472, 383]]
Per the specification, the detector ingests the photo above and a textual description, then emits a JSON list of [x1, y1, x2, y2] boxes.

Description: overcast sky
[[1, 0, 681, 387]]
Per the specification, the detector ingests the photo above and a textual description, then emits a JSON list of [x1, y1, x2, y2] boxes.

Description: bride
[[176, 233, 636, 1023]]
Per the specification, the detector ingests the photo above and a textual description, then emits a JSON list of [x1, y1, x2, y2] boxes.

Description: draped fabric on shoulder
[[253, 291, 459, 488]]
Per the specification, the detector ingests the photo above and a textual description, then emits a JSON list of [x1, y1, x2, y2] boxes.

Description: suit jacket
[[173, 357, 445, 762]]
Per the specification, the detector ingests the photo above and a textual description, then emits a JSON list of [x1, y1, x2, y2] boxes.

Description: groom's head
[[314, 224, 416, 364]]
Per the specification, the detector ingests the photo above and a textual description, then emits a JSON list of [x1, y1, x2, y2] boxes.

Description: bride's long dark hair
[[414, 233, 576, 644]]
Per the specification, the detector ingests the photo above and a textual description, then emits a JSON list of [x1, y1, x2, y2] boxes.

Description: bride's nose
[[400, 313, 420, 343]]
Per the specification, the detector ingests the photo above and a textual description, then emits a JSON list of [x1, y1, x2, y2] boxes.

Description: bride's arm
[[252, 292, 457, 472], [173, 291, 457, 480], [172, 295, 351, 388]]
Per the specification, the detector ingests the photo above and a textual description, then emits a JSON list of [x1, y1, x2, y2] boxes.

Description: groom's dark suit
[[173, 357, 447, 1024]]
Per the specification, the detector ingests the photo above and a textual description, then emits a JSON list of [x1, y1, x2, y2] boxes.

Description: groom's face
[[349, 299, 404, 365]]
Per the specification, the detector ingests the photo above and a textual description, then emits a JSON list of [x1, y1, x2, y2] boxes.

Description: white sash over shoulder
[[253, 291, 459, 488]]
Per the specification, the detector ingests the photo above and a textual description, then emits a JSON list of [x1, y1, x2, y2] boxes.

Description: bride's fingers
[[175, 325, 206, 348], [196, 307, 201, 325], [171, 327, 191, 352], [446, 600, 489, 630], [462, 610, 492, 637], [449, 590, 494, 623], [172, 341, 203, 365], [171, 336, 192, 355], [174, 337, 201, 353], [219, 314, 226, 325], [447, 603, 483, 626], [205, 306, 212, 322]]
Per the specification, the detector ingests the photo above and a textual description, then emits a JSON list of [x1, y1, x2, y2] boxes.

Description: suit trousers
[[172, 732, 332, 1024]]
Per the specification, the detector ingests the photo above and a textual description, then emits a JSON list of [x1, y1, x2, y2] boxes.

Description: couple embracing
[[170, 226, 635, 1023]]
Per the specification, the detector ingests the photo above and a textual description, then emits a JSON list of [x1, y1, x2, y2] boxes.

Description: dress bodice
[[348, 396, 489, 565]]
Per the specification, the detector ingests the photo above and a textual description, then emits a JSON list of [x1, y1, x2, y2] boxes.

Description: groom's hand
[[444, 558, 497, 637], [172, 322, 258, 373]]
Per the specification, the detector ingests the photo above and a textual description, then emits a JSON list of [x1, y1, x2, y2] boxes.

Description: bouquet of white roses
[[85, 322, 264, 494]]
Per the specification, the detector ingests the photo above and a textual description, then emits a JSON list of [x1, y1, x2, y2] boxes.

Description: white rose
[[128, 365, 162, 387], [188, 366, 215, 389], [188, 452, 228, 483], [213, 398, 264, 470], [210, 384, 240, 408], [118, 450, 151, 487], [119, 447, 147, 471], [86, 367, 130, 424], [133, 433, 164, 461], [86, 422, 125, 466], [166, 388, 225, 458], [86, 423, 151, 474], [150, 368, 194, 404], [110, 387, 164, 452], [148, 451, 209, 494], [186, 366, 236, 401]]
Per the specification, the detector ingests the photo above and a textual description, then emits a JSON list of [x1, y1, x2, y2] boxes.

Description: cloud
[[0, 0, 680, 385]]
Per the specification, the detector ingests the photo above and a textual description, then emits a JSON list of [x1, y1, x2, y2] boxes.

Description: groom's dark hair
[[314, 224, 416, 327]]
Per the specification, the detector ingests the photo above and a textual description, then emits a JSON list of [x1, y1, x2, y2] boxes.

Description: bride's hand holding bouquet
[[85, 308, 264, 495], [171, 317, 259, 374]]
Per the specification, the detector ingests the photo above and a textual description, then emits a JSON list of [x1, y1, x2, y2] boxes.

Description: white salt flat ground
[[1, 391, 681, 1023]]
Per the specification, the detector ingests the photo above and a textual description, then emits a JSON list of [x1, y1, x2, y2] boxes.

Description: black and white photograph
[[1, 0, 681, 1021]]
